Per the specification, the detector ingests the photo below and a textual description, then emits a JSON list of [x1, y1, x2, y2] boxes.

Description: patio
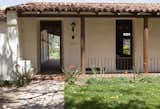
[[0, 80, 64, 109]]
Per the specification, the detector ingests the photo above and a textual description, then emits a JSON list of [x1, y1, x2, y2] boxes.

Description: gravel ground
[[0, 80, 64, 109]]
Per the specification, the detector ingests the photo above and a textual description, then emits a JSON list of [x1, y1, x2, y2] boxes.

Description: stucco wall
[[18, 17, 160, 73], [19, 17, 81, 72], [85, 18, 116, 71], [148, 18, 160, 72], [63, 18, 81, 70], [19, 18, 39, 72], [0, 21, 7, 80], [0, 22, 6, 32], [85, 18, 160, 72], [85, 18, 143, 72]]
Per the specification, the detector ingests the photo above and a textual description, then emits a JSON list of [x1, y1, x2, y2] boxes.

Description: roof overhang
[[5, 2, 160, 17]]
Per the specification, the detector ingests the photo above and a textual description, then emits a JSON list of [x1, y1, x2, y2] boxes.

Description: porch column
[[143, 17, 149, 74], [6, 11, 20, 80], [81, 16, 86, 74]]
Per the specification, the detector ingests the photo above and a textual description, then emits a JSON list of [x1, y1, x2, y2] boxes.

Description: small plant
[[15, 72, 32, 87], [14, 64, 33, 87], [0, 80, 13, 87], [91, 67, 98, 78], [86, 77, 98, 84], [0, 63, 34, 87], [65, 65, 80, 84], [132, 65, 143, 82]]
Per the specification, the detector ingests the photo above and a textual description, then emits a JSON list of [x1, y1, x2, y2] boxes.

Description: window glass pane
[[123, 33, 131, 37], [123, 39, 131, 55]]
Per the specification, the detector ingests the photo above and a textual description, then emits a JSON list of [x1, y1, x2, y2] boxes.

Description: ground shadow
[[16, 103, 64, 109], [65, 97, 158, 109], [0, 94, 17, 109]]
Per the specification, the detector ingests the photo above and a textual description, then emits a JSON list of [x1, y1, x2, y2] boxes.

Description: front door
[[116, 20, 133, 70]]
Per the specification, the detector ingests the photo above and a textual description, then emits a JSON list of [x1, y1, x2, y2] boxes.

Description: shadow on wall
[[0, 27, 18, 80]]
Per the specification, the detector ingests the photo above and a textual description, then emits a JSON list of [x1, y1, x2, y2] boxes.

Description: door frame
[[116, 20, 133, 70], [39, 20, 63, 72]]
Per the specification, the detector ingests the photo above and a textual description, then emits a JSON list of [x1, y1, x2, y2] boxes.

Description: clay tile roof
[[5, 2, 160, 13], [0, 10, 6, 21]]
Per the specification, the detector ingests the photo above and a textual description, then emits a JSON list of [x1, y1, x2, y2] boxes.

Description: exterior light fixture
[[71, 22, 76, 39]]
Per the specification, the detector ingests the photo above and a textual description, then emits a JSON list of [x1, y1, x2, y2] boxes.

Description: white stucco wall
[[63, 18, 81, 70], [19, 17, 81, 72], [0, 11, 22, 80], [18, 17, 160, 73], [85, 18, 160, 72], [1, 12, 160, 80], [0, 22, 6, 32], [85, 18, 116, 71], [19, 18, 39, 72], [134, 18, 143, 72], [0, 21, 7, 80], [148, 18, 160, 72]]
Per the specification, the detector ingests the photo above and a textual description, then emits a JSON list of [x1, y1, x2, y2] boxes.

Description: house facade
[[1, 2, 160, 80]]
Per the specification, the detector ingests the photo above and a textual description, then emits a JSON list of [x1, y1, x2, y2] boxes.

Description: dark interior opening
[[40, 21, 62, 73], [116, 20, 133, 70]]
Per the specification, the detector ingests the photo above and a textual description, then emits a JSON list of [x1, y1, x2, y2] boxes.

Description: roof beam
[[17, 12, 160, 18]]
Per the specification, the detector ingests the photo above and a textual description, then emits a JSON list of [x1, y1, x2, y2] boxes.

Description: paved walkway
[[0, 80, 64, 109]]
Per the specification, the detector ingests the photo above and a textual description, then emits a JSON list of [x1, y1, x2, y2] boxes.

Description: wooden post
[[143, 17, 149, 74], [81, 16, 86, 75]]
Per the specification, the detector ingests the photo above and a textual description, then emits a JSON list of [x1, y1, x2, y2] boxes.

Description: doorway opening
[[40, 21, 62, 73], [116, 20, 133, 70]]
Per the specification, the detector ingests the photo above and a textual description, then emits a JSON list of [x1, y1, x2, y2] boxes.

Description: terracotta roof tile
[[6, 2, 160, 13]]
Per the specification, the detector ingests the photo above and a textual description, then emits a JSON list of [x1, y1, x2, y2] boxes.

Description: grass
[[65, 76, 160, 109], [50, 49, 60, 59]]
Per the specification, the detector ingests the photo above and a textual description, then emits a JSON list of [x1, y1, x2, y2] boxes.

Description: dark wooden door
[[116, 20, 133, 70]]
